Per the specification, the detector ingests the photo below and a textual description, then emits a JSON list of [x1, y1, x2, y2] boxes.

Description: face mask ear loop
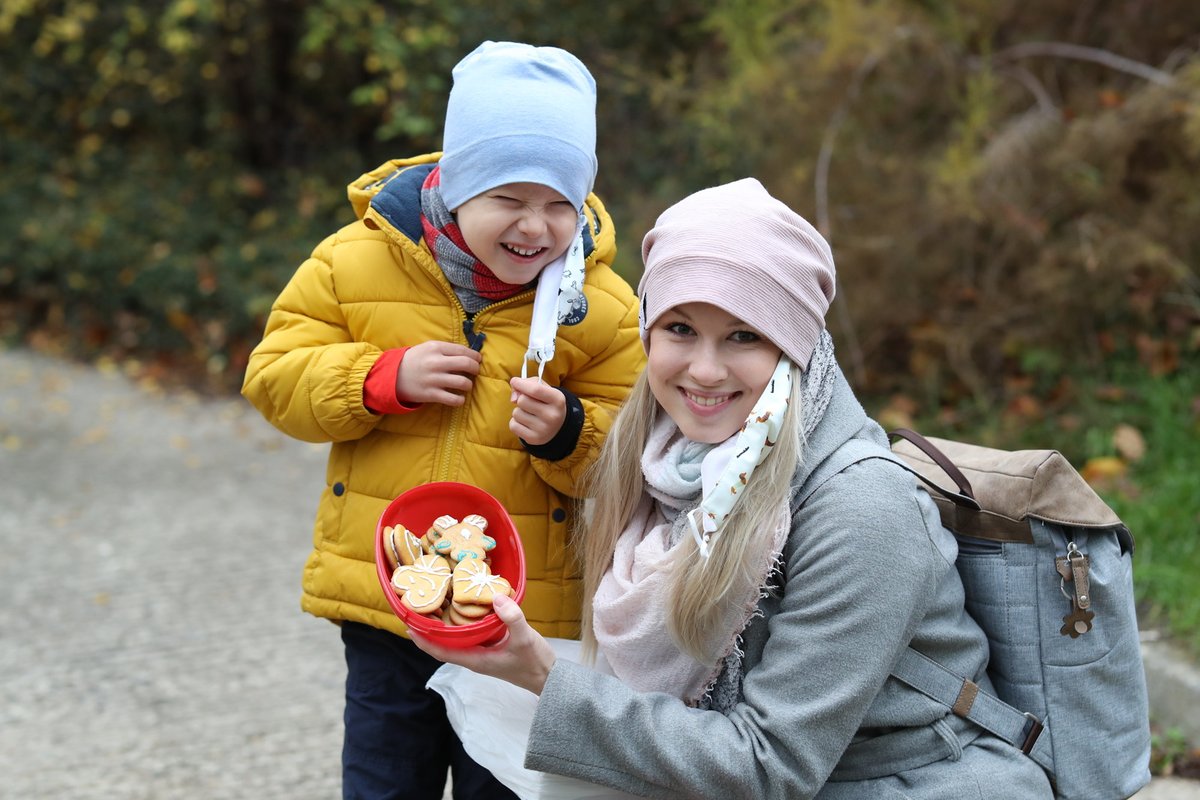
[[519, 356, 548, 383], [687, 508, 714, 560]]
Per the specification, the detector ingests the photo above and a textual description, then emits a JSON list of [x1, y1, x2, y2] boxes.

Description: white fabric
[[428, 639, 639, 800], [639, 411, 712, 509], [523, 214, 586, 378], [687, 355, 793, 557]]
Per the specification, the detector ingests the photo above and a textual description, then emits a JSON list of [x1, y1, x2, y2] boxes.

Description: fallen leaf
[[1081, 456, 1128, 484], [1112, 424, 1146, 462], [1006, 394, 1042, 419]]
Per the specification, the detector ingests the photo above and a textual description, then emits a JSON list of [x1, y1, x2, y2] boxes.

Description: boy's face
[[454, 182, 579, 285]]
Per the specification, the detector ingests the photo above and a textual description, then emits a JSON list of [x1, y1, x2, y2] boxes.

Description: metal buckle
[[1020, 712, 1045, 754]]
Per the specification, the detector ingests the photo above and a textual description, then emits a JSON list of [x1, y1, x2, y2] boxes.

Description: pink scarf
[[592, 416, 790, 704]]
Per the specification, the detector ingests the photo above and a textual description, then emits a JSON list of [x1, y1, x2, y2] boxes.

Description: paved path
[[1, 348, 342, 798], [0, 346, 1195, 799]]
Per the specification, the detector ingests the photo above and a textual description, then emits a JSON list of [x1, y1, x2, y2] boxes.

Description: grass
[[1091, 368, 1200, 656]]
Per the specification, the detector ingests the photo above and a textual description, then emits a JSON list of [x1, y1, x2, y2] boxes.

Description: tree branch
[[993, 41, 1176, 86]]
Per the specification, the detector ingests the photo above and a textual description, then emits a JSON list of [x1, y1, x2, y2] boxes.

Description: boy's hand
[[509, 376, 566, 445], [409, 594, 556, 696], [397, 341, 481, 406]]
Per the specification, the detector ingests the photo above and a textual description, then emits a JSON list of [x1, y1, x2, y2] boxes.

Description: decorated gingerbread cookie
[[382, 523, 423, 572], [419, 526, 441, 554], [431, 514, 496, 562], [391, 554, 453, 615], [451, 557, 513, 606]]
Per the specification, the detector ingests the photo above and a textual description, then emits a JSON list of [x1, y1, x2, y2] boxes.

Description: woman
[[413, 178, 1053, 800]]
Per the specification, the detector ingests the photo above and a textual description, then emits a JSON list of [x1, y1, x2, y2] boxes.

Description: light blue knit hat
[[439, 41, 598, 212]]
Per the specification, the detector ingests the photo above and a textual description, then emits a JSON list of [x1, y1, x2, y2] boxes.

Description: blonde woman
[[414, 179, 1053, 799]]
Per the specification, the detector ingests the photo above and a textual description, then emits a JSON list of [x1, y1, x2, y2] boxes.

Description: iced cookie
[[382, 524, 423, 572], [431, 514, 496, 562], [391, 554, 453, 615], [420, 526, 442, 554], [451, 557, 513, 606]]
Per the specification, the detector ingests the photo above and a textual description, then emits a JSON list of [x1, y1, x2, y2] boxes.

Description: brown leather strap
[[1021, 714, 1045, 754], [952, 679, 980, 717], [889, 428, 977, 501]]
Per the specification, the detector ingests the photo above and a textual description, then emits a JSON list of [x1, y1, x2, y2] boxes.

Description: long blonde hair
[[576, 363, 803, 662]]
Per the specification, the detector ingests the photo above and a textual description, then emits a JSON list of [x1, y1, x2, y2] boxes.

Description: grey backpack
[[887, 428, 1151, 799]]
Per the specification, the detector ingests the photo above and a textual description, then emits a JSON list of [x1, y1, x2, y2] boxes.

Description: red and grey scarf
[[419, 166, 532, 314]]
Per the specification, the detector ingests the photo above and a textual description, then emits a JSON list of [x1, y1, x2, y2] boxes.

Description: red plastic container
[[375, 481, 526, 648]]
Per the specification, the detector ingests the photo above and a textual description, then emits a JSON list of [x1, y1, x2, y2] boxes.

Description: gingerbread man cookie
[[431, 514, 496, 562]]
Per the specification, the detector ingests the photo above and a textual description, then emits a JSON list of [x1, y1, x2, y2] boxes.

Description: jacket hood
[[347, 153, 442, 223]]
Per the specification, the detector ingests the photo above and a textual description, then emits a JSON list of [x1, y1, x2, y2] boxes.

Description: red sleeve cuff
[[364, 348, 421, 415]]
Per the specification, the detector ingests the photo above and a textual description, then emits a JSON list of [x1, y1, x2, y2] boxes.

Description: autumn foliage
[[0, 0, 1197, 411]]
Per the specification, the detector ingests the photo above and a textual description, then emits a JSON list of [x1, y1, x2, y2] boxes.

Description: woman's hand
[[509, 376, 567, 445], [410, 594, 557, 696]]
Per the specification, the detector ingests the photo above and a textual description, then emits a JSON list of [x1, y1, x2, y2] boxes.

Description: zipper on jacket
[[462, 317, 486, 352], [435, 317, 484, 481], [433, 292, 538, 482]]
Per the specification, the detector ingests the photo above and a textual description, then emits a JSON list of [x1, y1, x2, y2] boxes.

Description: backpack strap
[[795, 434, 1053, 772], [890, 649, 1053, 772], [888, 427, 981, 511]]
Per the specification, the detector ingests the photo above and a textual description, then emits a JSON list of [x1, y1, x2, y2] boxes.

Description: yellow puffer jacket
[[242, 154, 644, 638]]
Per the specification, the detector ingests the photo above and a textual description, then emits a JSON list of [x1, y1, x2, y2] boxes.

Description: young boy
[[241, 41, 644, 799]]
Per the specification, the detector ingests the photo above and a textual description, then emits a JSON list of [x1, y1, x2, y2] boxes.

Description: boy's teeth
[[507, 245, 539, 257]]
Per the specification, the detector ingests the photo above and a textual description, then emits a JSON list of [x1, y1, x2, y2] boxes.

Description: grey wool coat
[[524, 367, 1052, 799]]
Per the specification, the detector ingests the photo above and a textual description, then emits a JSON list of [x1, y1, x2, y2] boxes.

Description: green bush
[[0, 137, 355, 390]]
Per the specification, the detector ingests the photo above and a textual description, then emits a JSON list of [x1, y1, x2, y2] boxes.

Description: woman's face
[[646, 302, 782, 443]]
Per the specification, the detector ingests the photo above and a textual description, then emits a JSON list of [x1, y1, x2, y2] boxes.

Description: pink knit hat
[[638, 178, 837, 368]]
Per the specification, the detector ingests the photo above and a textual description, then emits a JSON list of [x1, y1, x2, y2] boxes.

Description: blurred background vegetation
[[1, 1, 1198, 652]]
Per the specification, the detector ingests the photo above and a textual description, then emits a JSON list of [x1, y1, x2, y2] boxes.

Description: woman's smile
[[680, 388, 740, 411]]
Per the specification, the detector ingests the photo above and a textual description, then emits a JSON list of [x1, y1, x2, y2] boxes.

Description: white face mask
[[521, 212, 587, 379], [687, 354, 793, 558]]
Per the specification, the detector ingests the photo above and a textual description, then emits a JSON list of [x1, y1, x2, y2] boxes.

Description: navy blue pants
[[340, 621, 519, 800]]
